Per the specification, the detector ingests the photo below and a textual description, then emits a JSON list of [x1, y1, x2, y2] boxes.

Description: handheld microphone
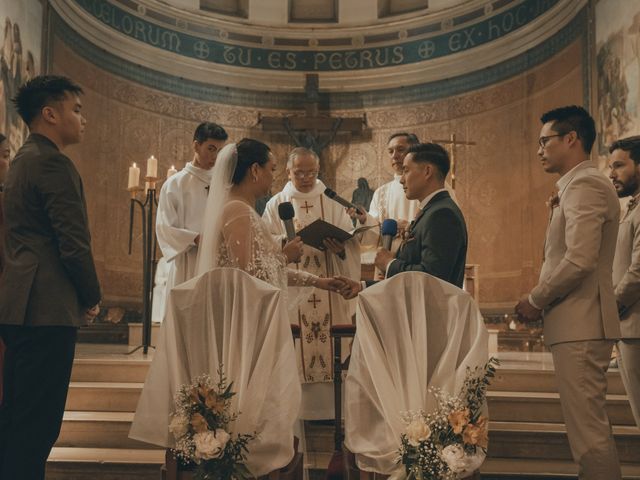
[[324, 188, 365, 215], [278, 202, 296, 240], [381, 219, 398, 251]]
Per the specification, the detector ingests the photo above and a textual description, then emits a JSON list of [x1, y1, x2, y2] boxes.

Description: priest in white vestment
[[262, 147, 360, 419], [154, 122, 227, 321]]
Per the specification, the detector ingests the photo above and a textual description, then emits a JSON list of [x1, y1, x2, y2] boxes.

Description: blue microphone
[[381, 219, 398, 251]]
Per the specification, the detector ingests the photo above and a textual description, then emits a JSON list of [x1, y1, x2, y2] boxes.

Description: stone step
[[487, 421, 640, 464], [66, 382, 144, 412], [46, 447, 163, 480], [71, 357, 151, 383], [128, 323, 161, 347], [57, 411, 161, 450], [487, 391, 637, 425]]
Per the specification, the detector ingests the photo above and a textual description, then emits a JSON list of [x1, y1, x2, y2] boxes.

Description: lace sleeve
[[221, 201, 255, 271], [287, 268, 318, 287]]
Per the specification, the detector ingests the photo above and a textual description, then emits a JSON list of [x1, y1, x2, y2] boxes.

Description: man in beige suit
[[516, 106, 621, 479], [608, 135, 640, 428]]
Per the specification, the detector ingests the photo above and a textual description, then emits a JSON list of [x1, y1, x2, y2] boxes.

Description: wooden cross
[[308, 294, 322, 309], [301, 201, 314, 214], [259, 74, 365, 158], [431, 133, 476, 189]]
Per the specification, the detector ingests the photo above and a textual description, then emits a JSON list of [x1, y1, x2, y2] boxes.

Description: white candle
[[128, 162, 140, 189], [144, 181, 150, 196], [166, 165, 178, 179], [146, 155, 158, 178]]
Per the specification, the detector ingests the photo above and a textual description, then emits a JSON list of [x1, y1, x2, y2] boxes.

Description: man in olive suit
[[608, 135, 640, 429], [516, 106, 621, 479], [0, 76, 101, 480]]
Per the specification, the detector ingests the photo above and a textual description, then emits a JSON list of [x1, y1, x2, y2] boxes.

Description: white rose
[[441, 445, 486, 477], [441, 444, 466, 473], [194, 429, 231, 460], [405, 418, 431, 447], [169, 414, 190, 439]]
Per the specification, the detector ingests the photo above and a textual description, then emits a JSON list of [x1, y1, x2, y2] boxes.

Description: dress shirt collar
[[556, 160, 594, 197], [418, 188, 448, 210]]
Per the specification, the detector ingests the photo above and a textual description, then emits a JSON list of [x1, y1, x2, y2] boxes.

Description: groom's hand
[[515, 294, 541, 322], [331, 275, 361, 300]]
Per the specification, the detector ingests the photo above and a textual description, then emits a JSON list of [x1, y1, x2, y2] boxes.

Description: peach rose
[[462, 416, 488, 449], [190, 412, 209, 433], [448, 409, 470, 434]]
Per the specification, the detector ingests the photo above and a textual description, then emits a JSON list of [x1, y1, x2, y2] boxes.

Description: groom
[[335, 142, 467, 297]]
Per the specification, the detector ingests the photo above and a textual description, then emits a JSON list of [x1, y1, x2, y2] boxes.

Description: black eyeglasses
[[538, 131, 573, 148]]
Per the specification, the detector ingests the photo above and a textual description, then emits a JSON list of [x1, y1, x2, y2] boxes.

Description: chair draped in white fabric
[[130, 268, 301, 477], [344, 272, 489, 475]]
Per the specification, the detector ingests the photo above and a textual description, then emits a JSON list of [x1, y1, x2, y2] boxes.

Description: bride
[[130, 139, 341, 474]]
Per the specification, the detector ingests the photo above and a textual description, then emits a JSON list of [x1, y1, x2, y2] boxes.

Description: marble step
[[487, 391, 637, 425], [71, 357, 151, 383], [66, 382, 144, 412], [46, 447, 163, 480], [56, 411, 160, 450], [128, 323, 161, 347]]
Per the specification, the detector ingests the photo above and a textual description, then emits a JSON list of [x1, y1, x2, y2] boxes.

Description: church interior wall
[[50, 29, 585, 309]]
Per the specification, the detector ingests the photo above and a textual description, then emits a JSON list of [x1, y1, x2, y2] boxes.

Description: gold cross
[[431, 133, 476, 189]]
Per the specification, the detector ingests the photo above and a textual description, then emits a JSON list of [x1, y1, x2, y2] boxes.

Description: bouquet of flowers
[[169, 368, 255, 480], [397, 358, 499, 480]]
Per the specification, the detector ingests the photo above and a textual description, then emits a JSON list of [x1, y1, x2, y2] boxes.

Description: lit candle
[[128, 162, 140, 189], [166, 165, 178, 179], [146, 155, 158, 178]]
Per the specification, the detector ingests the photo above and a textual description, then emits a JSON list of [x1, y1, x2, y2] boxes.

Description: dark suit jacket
[[386, 190, 467, 288], [0, 134, 101, 327]]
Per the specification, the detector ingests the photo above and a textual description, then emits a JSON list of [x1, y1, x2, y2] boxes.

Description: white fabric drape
[[344, 272, 488, 475], [130, 268, 301, 476]]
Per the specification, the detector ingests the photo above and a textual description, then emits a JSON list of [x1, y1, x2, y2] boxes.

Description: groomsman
[[608, 135, 640, 428], [516, 106, 621, 479], [0, 76, 101, 479]]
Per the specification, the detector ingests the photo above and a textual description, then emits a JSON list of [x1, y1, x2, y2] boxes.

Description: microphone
[[381, 219, 398, 251], [278, 202, 296, 240], [324, 188, 365, 215]]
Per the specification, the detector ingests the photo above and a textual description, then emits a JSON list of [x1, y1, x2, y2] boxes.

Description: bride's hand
[[283, 236, 304, 263]]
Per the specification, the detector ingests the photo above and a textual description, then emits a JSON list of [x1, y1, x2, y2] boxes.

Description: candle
[[166, 165, 178, 179], [128, 162, 140, 189], [146, 155, 158, 178], [144, 181, 150, 196]]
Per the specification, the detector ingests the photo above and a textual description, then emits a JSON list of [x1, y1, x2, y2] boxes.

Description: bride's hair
[[232, 138, 271, 185]]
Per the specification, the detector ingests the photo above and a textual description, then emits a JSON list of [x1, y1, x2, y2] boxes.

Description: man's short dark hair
[[12, 75, 83, 126], [609, 135, 640, 164], [388, 132, 420, 145], [193, 122, 228, 143], [540, 105, 596, 154], [407, 142, 450, 178]]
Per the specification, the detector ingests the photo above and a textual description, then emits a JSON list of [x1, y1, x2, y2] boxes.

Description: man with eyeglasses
[[262, 147, 360, 419], [516, 106, 622, 479]]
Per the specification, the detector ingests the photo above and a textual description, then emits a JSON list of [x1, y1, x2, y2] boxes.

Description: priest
[[155, 122, 227, 320], [262, 147, 360, 419]]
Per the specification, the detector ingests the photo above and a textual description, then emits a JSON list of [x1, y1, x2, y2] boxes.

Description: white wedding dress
[[130, 144, 313, 476]]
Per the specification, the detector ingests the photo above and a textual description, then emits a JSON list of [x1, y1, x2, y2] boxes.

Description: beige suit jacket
[[613, 197, 640, 338], [531, 161, 621, 346]]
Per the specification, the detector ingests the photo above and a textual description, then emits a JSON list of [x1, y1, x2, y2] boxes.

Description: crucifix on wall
[[258, 74, 366, 158], [431, 133, 476, 189]]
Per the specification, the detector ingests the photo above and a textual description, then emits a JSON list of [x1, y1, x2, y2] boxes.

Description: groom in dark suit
[[335, 143, 467, 297], [0, 75, 101, 479]]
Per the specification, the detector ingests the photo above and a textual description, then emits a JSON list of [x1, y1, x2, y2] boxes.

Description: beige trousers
[[617, 338, 640, 428], [550, 340, 621, 480]]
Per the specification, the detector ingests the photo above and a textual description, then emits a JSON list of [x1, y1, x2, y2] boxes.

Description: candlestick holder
[[127, 177, 159, 355]]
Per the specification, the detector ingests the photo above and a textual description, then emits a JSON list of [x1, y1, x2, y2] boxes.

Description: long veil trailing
[[195, 143, 238, 276]]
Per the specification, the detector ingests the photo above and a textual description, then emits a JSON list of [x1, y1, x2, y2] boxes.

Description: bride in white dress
[[130, 140, 339, 475]]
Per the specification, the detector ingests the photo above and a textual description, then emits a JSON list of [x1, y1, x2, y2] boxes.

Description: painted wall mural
[[0, 0, 42, 156], [596, 0, 640, 155]]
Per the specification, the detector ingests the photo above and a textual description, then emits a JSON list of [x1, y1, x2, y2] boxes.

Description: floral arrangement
[[398, 358, 499, 480], [169, 368, 255, 480]]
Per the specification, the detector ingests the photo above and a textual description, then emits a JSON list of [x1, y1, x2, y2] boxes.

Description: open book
[[296, 219, 378, 251]]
